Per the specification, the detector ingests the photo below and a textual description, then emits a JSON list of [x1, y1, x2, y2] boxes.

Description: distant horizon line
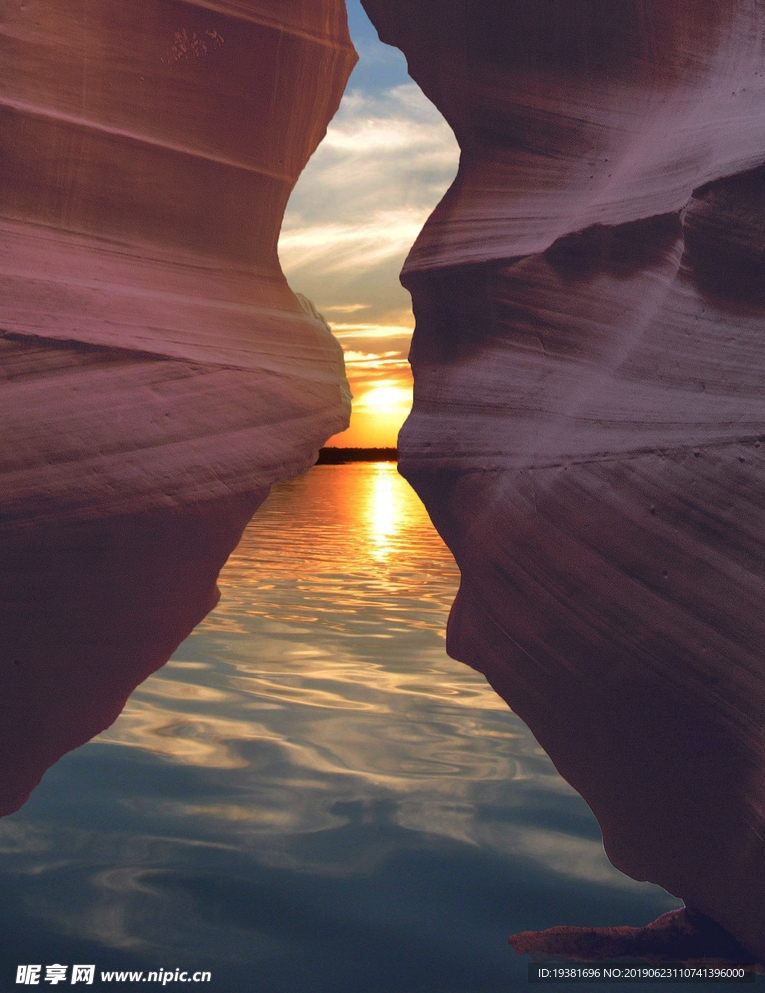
[[316, 447, 397, 463]]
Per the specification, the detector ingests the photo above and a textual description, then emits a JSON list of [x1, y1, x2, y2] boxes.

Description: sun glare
[[365, 464, 402, 560], [324, 377, 413, 447], [356, 383, 412, 413]]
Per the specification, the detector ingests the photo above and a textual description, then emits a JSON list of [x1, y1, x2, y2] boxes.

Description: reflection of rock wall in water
[[0, 1, 355, 812], [361, 0, 765, 961], [0, 496, 259, 816]]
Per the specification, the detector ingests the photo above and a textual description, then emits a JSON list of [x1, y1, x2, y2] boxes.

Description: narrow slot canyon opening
[[277, 0, 459, 450]]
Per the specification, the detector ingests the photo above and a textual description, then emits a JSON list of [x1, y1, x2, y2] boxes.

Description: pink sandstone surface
[[0, 0, 355, 811], [0, 0, 354, 526], [361, 0, 765, 963]]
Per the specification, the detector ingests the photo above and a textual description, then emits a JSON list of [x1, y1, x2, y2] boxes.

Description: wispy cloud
[[279, 210, 426, 274], [320, 303, 370, 314], [344, 350, 409, 368], [280, 83, 459, 322], [329, 323, 414, 340]]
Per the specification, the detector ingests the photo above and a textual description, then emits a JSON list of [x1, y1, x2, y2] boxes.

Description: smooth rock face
[[361, 0, 765, 959], [0, 0, 355, 526], [0, 1, 355, 807]]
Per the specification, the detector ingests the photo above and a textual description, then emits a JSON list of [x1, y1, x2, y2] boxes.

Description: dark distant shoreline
[[315, 447, 398, 464]]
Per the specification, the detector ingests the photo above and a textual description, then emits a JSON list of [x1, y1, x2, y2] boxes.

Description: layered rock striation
[[361, 0, 765, 961], [1, 0, 355, 527], [0, 0, 355, 810]]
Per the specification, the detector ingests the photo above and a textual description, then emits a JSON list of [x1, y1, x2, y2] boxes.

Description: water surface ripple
[[1, 464, 682, 992]]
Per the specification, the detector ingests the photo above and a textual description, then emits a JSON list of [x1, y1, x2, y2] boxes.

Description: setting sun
[[323, 377, 413, 448], [356, 383, 411, 413]]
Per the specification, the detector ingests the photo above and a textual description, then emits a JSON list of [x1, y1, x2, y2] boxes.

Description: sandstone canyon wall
[[361, 0, 765, 961], [0, 0, 355, 812], [1, 0, 355, 526]]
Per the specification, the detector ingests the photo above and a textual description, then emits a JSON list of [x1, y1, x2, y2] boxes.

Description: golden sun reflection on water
[[365, 464, 403, 560]]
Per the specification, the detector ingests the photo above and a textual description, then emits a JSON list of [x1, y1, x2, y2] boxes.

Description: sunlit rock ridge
[[0, 1, 355, 813], [361, 0, 765, 962]]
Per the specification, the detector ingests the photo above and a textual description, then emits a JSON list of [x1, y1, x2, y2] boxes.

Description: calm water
[[0, 464, 684, 991]]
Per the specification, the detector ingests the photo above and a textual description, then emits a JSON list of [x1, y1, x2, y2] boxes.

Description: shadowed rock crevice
[[683, 163, 765, 308]]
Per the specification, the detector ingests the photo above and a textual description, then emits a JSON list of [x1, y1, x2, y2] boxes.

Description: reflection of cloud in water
[[99, 702, 255, 770], [139, 676, 235, 704], [80, 867, 159, 950], [0, 821, 52, 856]]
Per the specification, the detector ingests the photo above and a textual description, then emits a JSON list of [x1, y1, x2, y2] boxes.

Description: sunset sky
[[278, 0, 459, 448]]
